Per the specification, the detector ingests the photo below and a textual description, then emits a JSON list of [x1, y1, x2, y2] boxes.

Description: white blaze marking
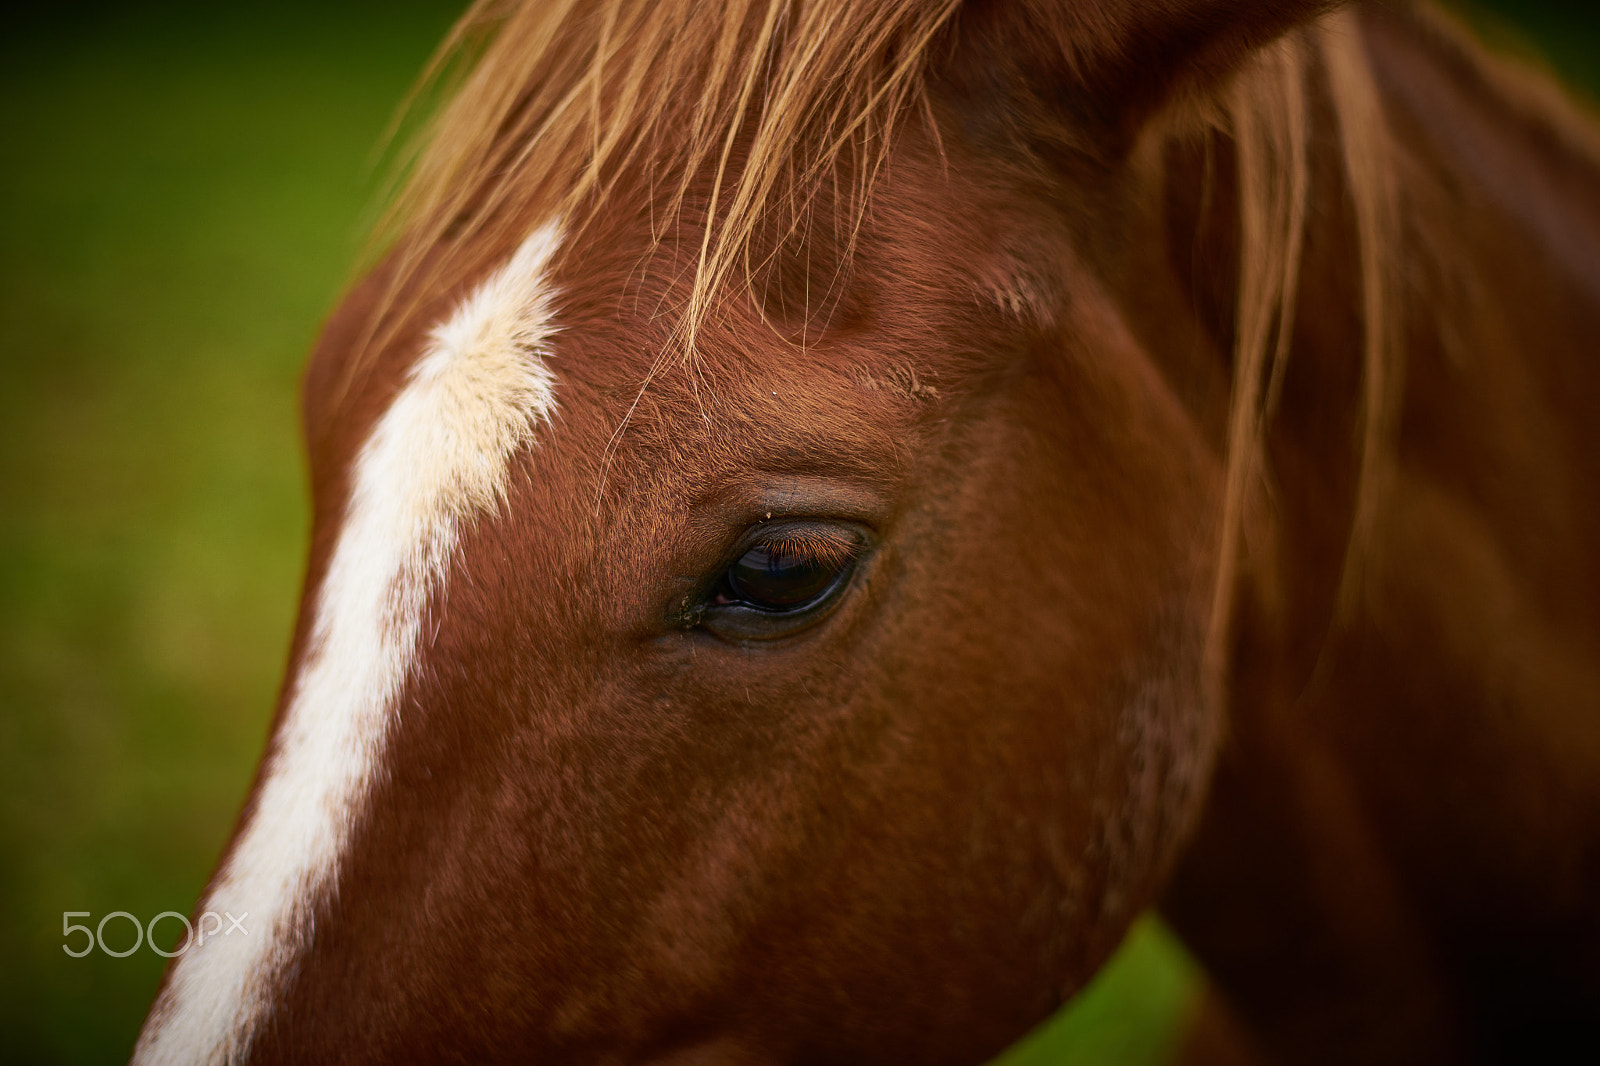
[[133, 222, 564, 1064]]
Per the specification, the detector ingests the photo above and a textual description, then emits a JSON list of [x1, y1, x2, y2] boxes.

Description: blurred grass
[[0, 2, 1593, 1064], [0, 3, 463, 1061]]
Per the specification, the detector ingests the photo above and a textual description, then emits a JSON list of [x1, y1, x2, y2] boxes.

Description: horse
[[133, 0, 1600, 1061]]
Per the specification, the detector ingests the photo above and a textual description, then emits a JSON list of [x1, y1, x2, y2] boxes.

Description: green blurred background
[[0, 2, 1593, 1063]]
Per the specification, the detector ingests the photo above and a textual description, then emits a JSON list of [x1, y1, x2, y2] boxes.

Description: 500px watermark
[[63, 910, 250, 958]]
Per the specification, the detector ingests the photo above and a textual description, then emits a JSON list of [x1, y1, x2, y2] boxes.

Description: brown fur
[[148, 1, 1600, 1062]]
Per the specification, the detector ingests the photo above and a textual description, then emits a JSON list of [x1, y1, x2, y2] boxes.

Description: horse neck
[[1159, 6, 1600, 1059]]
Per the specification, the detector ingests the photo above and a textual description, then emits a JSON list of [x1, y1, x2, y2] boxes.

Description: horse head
[[136, 1, 1600, 1062]]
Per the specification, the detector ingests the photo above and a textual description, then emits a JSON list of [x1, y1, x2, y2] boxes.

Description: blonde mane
[[375, 0, 961, 365]]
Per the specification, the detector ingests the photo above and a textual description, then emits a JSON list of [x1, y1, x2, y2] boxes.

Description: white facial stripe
[[133, 221, 564, 1065]]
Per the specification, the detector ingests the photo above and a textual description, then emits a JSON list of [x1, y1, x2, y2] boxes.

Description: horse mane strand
[[1206, 11, 1402, 681]]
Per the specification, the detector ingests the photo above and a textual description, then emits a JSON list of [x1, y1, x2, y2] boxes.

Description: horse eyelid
[[751, 526, 864, 568]]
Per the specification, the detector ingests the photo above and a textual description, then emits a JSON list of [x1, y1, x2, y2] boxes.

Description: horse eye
[[717, 535, 856, 613]]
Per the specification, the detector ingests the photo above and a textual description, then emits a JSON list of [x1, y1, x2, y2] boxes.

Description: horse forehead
[[536, 266, 965, 467]]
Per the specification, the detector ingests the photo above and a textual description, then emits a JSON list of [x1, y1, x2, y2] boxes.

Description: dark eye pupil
[[725, 544, 843, 610]]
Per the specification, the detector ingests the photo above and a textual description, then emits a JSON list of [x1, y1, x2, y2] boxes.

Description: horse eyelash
[[752, 526, 862, 569]]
